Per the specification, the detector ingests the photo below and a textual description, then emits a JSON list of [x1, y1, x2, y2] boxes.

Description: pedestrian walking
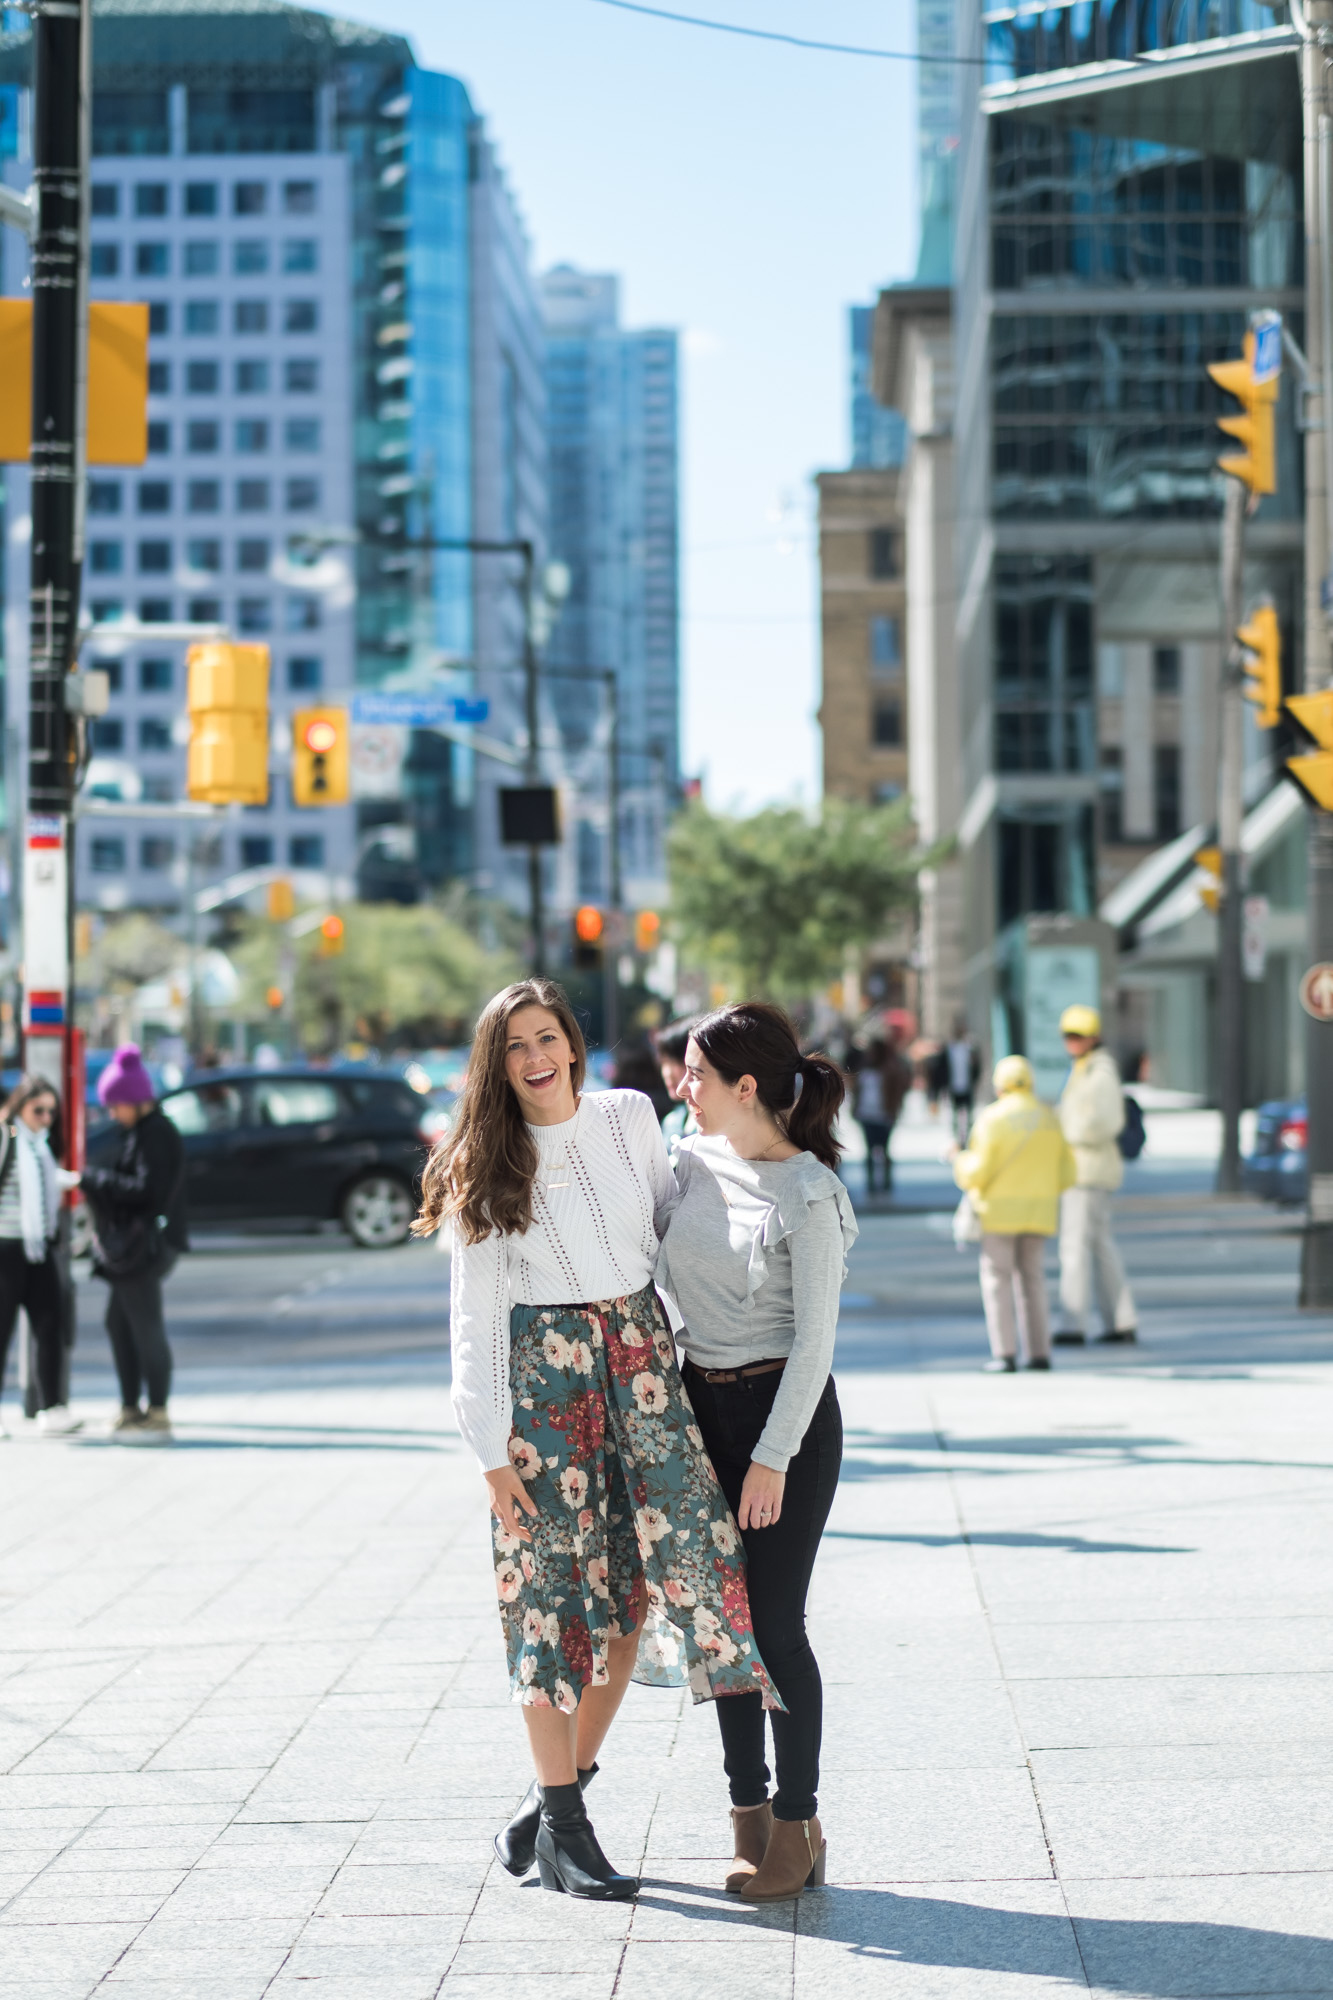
[[79, 1045, 188, 1438], [944, 1017, 981, 1143], [653, 1016, 699, 1161], [0, 1077, 81, 1435], [848, 1032, 911, 1197], [656, 1003, 856, 1902], [419, 979, 774, 1904], [953, 1056, 1075, 1373], [1053, 1004, 1138, 1346]]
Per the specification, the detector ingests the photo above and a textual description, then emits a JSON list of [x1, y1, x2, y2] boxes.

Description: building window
[[184, 241, 219, 277], [188, 480, 221, 512], [870, 614, 901, 672], [238, 539, 270, 573], [284, 359, 318, 393], [187, 539, 221, 572], [138, 599, 172, 623], [91, 837, 125, 873], [284, 417, 319, 452], [91, 184, 118, 217], [91, 657, 123, 693], [1153, 645, 1181, 693], [238, 599, 272, 634], [187, 360, 219, 394], [287, 655, 321, 690], [90, 243, 120, 277], [139, 658, 172, 691], [89, 600, 124, 623], [283, 238, 317, 273], [139, 717, 172, 751], [135, 243, 168, 277], [142, 775, 174, 803], [89, 481, 122, 515], [1154, 743, 1181, 839], [283, 181, 316, 213], [140, 836, 175, 870], [868, 528, 898, 579], [148, 302, 169, 335], [233, 240, 269, 275], [1100, 746, 1124, 843], [285, 597, 320, 632], [137, 540, 170, 573], [187, 421, 220, 453], [185, 300, 219, 335], [235, 359, 270, 394], [90, 542, 123, 575], [137, 482, 170, 513], [289, 834, 324, 868], [188, 597, 222, 623], [993, 557, 1095, 775], [235, 419, 269, 453], [873, 699, 902, 747], [241, 835, 274, 866], [185, 182, 218, 216], [285, 477, 319, 511], [147, 361, 170, 394], [237, 480, 270, 511], [146, 422, 170, 455], [233, 182, 267, 216], [283, 299, 317, 334], [91, 718, 123, 751], [134, 183, 168, 217], [234, 300, 268, 334]]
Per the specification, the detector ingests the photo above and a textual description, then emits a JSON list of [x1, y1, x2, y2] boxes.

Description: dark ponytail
[[690, 1002, 845, 1170]]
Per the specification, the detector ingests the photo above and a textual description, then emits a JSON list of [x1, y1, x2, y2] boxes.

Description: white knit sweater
[[448, 1089, 675, 1471]]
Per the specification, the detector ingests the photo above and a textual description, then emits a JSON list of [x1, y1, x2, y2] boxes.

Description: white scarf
[[15, 1121, 60, 1263]]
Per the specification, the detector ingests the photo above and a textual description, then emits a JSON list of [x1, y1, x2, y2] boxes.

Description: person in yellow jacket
[[1053, 1004, 1138, 1346], [953, 1055, 1075, 1373]]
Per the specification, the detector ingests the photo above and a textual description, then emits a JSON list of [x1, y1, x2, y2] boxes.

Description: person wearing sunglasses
[[0, 1076, 81, 1436]]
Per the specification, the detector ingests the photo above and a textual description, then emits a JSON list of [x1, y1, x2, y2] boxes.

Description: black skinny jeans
[[104, 1254, 176, 1410], [683, 1361, 842, 1822], [0, 1239, 65, 1411]]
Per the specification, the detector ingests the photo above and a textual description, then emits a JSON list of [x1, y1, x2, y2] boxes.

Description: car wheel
[[342, 1173, 414, 1249]]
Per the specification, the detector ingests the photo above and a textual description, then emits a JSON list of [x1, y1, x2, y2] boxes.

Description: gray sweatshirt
[[656, 1137, 858, 1472]]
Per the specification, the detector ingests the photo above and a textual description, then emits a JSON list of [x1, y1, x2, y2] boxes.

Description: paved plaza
[[2, 1125, 1333, 1996]]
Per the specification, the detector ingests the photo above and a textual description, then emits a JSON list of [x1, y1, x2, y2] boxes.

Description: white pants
[[1058, 1187, 1136, 1334], [979, 1233, 1050, 1363]]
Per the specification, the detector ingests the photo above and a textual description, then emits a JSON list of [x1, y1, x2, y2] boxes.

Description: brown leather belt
[[686, 1357, 787, 1386]]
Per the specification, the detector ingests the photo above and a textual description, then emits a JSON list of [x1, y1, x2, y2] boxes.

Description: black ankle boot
[[534, 1780, 637, 1900], [494, 1763, 598, 1877]]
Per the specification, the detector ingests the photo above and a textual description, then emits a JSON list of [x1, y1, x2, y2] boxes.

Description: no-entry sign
[[1299, 963, 1333, 1020]]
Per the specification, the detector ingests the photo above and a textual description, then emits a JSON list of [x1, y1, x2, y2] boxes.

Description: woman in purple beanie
[[79, 1046, 188, 1438]]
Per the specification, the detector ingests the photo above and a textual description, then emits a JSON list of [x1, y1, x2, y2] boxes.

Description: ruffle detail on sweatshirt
[[664, 1142, 859, 1313]]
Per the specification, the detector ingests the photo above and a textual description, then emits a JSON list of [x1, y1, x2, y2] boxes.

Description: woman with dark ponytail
[[656, 1002, 856, 1902]]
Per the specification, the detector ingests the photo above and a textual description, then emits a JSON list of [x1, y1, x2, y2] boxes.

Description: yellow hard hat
[[1059, 1003, 1101, 1038], [993, 1055, 1034, 1095]]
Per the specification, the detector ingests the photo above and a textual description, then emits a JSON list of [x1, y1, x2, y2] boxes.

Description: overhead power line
[[587, 0, 991, 64]]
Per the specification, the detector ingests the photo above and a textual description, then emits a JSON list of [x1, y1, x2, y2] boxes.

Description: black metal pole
[[602, 669, 621, 1054], [519, 539, 545, 977], [1216, 476, 1245, 1193]]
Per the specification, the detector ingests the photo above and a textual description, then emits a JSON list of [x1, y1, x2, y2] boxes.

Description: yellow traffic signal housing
[[1237, 602, 1282, 729], [318, 913, 345, 957], [1194, 844, 1223, 914], [1206, 330, 1278, 496], [187, 642, 270, 805], [292, 707, 350, 806], [267, 878, 295, 922], [0, 299, 149, 464], [1286, 690, 1333, 811], [634, 910, 661, 954]]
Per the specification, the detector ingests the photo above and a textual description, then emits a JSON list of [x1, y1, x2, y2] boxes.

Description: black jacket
[[82, 1107, 188, 1276]]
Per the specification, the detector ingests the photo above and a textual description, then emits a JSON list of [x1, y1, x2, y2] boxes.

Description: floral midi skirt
[[495, 1282, 780, 1715]]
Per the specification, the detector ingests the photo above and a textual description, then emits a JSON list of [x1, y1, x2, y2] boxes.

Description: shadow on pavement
[[824, 1528, 1194, 1555]]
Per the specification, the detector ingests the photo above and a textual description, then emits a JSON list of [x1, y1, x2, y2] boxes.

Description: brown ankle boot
[[724, 1802, 773, 1893], [738, 1813, 826, 1901]]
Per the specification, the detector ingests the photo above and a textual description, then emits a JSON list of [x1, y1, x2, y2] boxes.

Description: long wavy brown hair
[[413, 979, 587, 1244]]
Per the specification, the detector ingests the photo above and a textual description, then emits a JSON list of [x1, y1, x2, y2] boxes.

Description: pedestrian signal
[[292, 707, 349, 806], [573, 905, 604, 969], [1206, 328, 1278, 496], [1285, 691, 1333, 812], [318, 913, 345, 957], [187, 643, 269, 805], [1237, 603, 1282, 729], [634, 910, 661, 954], [1194, 845, 1223, 914]]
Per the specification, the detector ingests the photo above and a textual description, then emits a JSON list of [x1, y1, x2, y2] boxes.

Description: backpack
[[1118, 1093, 1146, 1161]]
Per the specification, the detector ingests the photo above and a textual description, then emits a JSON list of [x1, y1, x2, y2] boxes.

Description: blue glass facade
[[850, 307, 905, 469], [984, 0, 1281, 84]]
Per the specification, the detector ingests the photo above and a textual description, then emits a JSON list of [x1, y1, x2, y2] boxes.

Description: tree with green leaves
[[668, 796, 920, 1001]]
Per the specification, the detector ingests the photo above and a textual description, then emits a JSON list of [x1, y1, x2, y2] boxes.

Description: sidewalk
[[0, 1199, 1331, 1997]]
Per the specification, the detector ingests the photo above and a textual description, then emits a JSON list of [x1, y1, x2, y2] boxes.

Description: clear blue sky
[[321, 0, 921, 809]]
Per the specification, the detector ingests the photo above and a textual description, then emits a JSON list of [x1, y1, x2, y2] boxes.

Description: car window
[[162, 1084, 244, 1136], [253, 1080, 340, 1127], [345, 1079, 419, 1121]]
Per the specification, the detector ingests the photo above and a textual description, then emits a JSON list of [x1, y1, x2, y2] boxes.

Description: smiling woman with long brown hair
[[416, 978, 775, 1903]]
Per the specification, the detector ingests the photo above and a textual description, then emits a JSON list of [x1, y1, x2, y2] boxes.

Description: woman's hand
[[737, 1462, 787, 1531], [484, 1463, 539, 1543]]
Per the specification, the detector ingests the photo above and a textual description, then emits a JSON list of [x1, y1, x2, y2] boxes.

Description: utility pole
[[1215, 476, 1246, 1194], [518, 539, 546, 977]]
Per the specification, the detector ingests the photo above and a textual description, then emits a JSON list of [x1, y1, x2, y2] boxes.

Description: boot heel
[[537, 1855, 566, 1893], [806, 1843, 827, 1887]]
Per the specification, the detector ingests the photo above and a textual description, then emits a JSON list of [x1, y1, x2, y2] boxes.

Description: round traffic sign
[[1299, 964, 1333, 1021]]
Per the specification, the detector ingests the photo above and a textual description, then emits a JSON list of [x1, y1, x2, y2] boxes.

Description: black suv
[[85, 1069, 430, 1247]]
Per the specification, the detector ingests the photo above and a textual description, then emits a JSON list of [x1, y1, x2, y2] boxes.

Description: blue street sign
[[351, 692, 490, 728], [1252, 312, 1282, 387]]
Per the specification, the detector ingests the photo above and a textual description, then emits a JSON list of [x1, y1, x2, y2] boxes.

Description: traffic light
[[1194, 845, 1223, 914], [1206, 328, 1278, 496], [318, 913, 345, 957], [573, 905, 604, 970], [292, 707, 350, 807], [267, 878, 295, 922], [1237, 602, 1282, 729], [187, 642, 270, 805], [634, 910, 661, 955], [265, 984, 284, 1011], [1285, 691, 1333, 811]]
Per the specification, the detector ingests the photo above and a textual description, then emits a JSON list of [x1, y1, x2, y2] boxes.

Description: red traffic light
[[303, 717, 340, 755], [574, 905, 604, 944], [320, 913, 344, 942]]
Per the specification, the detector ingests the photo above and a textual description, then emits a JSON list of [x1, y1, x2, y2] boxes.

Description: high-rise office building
[[540, 265, 679, 905], [0, 1, 545, 919]]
